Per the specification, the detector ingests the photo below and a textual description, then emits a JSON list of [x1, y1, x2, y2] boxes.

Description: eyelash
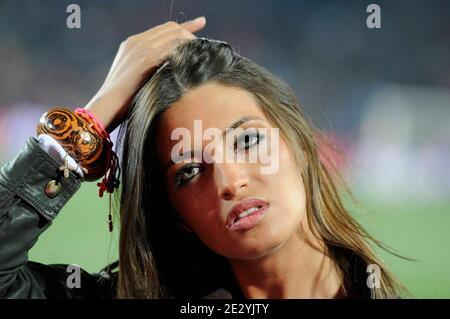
[[174, 130, 265, 189], [234, 130, 265, 152], [174, 163, 204, 189]]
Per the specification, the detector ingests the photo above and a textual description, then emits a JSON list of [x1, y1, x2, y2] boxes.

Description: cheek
[[169, 190, 220, 233], [173, 196, 228, 254], [274, 140, 307, 222]]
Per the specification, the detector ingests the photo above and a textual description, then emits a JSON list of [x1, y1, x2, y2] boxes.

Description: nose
[[213, 161, 249, 201]]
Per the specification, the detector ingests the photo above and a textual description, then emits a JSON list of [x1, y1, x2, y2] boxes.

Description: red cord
[[74, 107, 121, 198]]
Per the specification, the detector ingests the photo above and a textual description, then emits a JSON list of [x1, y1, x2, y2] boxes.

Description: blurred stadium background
[[0, 0, 449, 298]]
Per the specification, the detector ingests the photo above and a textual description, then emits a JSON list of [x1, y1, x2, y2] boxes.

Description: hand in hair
[[84, 17, 207, 133]]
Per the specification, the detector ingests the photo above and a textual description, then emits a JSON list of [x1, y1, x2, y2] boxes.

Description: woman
[[0, 17, 404, 299]]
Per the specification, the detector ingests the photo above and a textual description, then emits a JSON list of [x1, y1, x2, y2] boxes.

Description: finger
[[142, 34, 193, 69], [179, 16, 206, 33], [132, 17, 205, 43], [140, 26, 195, 49], [134, 20, 179, 40], [139, 40, 180, 74]]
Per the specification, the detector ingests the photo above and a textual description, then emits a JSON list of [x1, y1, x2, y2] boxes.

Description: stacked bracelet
[[37, 107, 121, 232]]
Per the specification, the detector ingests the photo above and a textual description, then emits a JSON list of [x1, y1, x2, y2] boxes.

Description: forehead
[[158, 82, 266, 132], [154, 83, 268, 156]]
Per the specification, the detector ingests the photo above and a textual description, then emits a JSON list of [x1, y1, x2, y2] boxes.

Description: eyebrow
[[165, 115, 260, 171]]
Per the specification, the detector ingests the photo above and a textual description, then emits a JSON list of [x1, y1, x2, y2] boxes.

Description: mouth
[[226, 198, 270, 231]]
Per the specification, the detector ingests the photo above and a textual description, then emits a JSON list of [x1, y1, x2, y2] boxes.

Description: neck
[[228, 224, 344, 299]]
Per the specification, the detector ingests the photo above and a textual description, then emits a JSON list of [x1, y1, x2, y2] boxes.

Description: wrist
[[84, 94, 115, 133], [84, 91, 128, 133], [74, 108, 109, 139]]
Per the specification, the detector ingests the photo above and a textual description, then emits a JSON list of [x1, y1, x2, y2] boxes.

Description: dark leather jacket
[[0, 137, 373, 299], [0, 137, 116, 299], [0, 137, 235, 299]]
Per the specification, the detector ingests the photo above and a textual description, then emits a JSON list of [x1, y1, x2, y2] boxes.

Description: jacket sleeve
[[0, 137, 115, 299]]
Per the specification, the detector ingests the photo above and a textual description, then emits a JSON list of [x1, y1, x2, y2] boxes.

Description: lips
[[226, 198, 270, 230]]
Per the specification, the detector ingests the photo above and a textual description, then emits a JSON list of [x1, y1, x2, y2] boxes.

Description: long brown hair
[[114, 38, 408, 298]]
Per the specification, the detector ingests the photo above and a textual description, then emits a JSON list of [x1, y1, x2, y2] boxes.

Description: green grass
[[351, 196, 450, 298], [29, 182, 119, 273], [29, 183, 450, 298]]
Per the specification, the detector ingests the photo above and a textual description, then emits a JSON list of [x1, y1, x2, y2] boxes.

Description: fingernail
[[195, 16, 206, 23]]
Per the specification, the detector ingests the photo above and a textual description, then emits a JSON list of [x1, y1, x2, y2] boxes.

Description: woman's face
[[155, 82, 307, 260]]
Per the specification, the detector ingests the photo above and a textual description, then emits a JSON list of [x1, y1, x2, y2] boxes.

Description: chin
[[224, 233, 286, 260]]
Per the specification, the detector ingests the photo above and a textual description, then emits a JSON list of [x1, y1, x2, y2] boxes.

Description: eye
[[234, 130, 265, 152], [174, 163, 204, 188]]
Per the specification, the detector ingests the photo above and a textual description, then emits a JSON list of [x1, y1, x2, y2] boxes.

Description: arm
[[0, 17, 206, 299], [0, 137, 114, 298]]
